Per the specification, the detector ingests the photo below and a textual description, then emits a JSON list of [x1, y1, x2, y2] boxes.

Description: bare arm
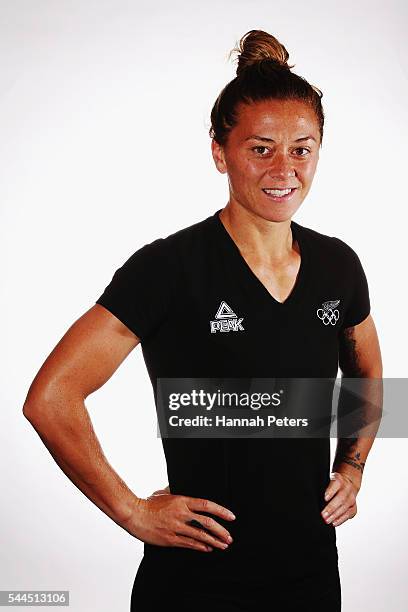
[[321, 314, 383, 528], [23, 304, 235, 551], [333, 313, 383, 488], [23, 303, 142, 526]]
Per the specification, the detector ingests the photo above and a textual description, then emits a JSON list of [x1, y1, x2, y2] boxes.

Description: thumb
[[324, 472, 340, 501]]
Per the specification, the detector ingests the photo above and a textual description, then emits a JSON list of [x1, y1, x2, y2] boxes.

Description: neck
[[219, 202, 297, 264]]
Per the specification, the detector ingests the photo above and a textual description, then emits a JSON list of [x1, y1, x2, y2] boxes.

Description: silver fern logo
[[316, 299, 340, 326]]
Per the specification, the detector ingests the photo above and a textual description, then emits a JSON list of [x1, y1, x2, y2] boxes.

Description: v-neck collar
[[211, 207, 309, 308]]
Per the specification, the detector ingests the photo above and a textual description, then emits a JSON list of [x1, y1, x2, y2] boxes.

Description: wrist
[[332, 464, 362, 491], [117, 494, 144, 527]]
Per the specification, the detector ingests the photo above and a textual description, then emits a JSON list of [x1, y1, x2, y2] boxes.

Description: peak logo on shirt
[[316, 299, 340, 326], [210, 301, 245, 333]]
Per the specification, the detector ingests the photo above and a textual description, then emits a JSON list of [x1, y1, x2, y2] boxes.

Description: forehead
[[233, 99, 319, 139]]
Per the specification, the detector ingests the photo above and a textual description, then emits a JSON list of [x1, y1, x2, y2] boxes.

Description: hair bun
[[228, 29, 295, 76]]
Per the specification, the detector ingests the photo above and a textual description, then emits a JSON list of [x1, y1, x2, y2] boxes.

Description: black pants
[[130, 555, 341, 611]]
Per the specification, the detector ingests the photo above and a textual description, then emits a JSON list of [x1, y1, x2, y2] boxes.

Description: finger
[[324, 501, 354, 524], [323, 482, 356, 519], [322, 493, 350, 522], [186, 497, 236, 521], [332, 511, 350, 527], [182, 522, 230, 550], [187, 517, 232, 549], [173, 534, 213, 552], [332, 507, 355, 527], [323, 487, 336, 502], [322, 475, 355, 517], [189, 513, 232, 544], [332, 503, 357, 526], [324, 474, 342, 502]]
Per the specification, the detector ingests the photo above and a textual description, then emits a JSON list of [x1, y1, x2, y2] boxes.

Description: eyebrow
[[245, 135, 317, 143]]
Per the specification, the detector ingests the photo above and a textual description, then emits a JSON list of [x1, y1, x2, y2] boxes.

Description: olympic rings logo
[[316, 300, 341, 326]]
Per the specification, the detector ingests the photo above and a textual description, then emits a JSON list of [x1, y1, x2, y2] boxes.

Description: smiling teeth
[[263, 188, 293, 196]]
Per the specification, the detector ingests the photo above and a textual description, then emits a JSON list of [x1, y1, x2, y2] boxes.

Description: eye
[[251, 146, 311, 157], [294, 147, 311, 156], [251, 146, 270, 156]]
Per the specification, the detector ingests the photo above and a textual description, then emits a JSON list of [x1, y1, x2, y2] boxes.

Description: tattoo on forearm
[[335, 454, 366, 473], [334, 438, 366, 473]]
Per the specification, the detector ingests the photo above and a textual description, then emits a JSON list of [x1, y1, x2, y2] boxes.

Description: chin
[[254, 203, 301, 224]]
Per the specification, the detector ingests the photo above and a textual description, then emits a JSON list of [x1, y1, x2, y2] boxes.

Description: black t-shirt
[[95, 208, 370, 592]]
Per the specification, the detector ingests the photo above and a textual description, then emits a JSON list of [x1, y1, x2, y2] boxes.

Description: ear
[[211, 139, 228, 174]]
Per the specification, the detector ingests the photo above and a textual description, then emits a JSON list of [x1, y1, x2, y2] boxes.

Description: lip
[[262, 187, 298, 202]]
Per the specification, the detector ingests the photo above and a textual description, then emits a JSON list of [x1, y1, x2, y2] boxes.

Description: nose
[[266, 152, 296, 180]]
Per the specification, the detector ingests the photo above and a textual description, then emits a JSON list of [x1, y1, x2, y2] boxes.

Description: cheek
[[231, 159, 260, 183], [299, 161, 317, 183], [246, 160, 268, 180]]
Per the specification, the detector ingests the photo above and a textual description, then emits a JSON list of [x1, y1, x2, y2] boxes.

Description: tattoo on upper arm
[[339, 327, 365, 376]]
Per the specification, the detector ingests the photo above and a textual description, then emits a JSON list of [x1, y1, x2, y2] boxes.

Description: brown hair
[[209, 29, 324, 147]]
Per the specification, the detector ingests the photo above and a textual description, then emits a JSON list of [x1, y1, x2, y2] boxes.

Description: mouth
[[262, 187, 298, 201]]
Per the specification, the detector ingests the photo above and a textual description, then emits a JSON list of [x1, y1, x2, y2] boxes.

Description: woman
[[23, 30, 382, 611]]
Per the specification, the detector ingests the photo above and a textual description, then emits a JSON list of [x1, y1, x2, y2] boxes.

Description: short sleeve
[[340, 244, 371, 329], [95, 238, 173, 342]]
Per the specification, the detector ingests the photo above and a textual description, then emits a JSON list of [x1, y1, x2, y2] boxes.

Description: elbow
[[22, 398, 64, 434], [22, 399, 46, 424], [22, 378, 67, 424], [22, 386, 82, 430], [23, 385, 45, 422], [22, 386, 58, 425]]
